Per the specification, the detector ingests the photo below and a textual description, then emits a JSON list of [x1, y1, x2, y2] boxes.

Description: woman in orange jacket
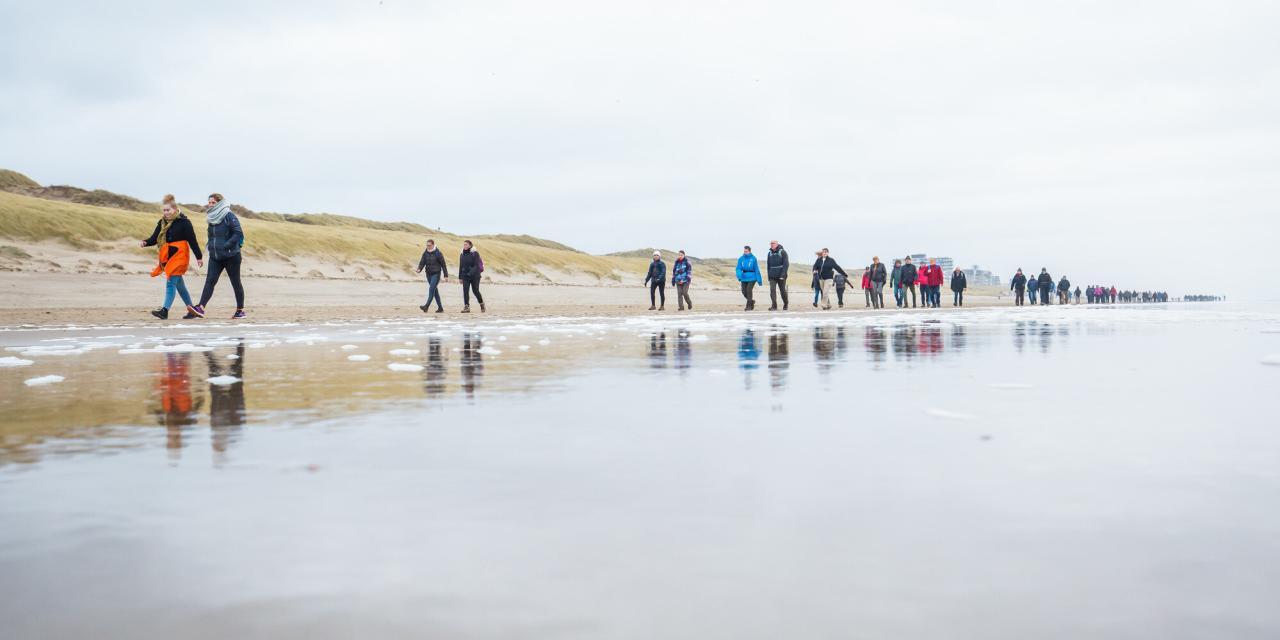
[[140, 195, 203, 319]]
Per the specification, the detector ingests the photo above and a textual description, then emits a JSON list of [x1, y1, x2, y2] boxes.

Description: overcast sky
[[2, 0, 1277, 297]]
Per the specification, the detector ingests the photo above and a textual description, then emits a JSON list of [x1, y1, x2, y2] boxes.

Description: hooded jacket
[[950, 271, 967, 291], [921, 264, 944, 287], [890, 264, 902, 287], [1038, 272, 1053, 287], [672, 257, 691, 284], [1058, 277, 1070, 292], [1011, 272, 1027, 291], [644, 259, 667, 285], [736, 253, 762, 284], [144, 214, 202, 277], [458, 248, 484, 281], [812, 255, 848, 281], [860, 271, 871, 289], [766, 245, 789, 280], [417, 247, 448, 277], [1027, 275, 1039, 292]]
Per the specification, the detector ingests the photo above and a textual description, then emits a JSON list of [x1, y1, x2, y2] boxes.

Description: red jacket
[[861, 272, 871, 289], [922, 264, 943, 287]]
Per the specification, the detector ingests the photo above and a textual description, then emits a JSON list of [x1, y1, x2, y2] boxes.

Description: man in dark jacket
[[643, 251, 666, 310], [766, 241, 789, 311], [867, 256, 887, 309], [1057, 276, 1071, 305], [812, 248, 848, 310], [890, 259, 904, 308], [415, 239, 449, 313], [1038, 269, 1053, 305], [1011, 269, 1027, 306], [900, 256, 918, 308], [950, 267, 967, 306]]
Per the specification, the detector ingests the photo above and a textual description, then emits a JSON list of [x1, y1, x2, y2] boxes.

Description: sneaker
[[462, 306, 471, 314], [768, 306, 777, 311], [232, 309, 246, 319], [649, 305, 656, 311], [150, 307, 168, 320], [181, 305, 198, 319], [190, 304, 206, 318]]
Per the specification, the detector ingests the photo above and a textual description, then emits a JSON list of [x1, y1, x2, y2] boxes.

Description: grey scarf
[[206, 200, 232, 225]]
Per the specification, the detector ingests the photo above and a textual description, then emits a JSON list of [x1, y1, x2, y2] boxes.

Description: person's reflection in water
[[738, 328, 760, 390], [864, 326, 887, 365], [918, 323, 944, 355], [648, 331, 668, 369], [813, 326, 836, 374], [422, 336, 448, 399], [204, 341, 246, 462], [767, 327, 789, 392], [674, 328, 692, 375], [1013, 321, 1028, 353], [460, 333, 485, 400], [950, 324, 968, 352], [1039, 322, 1053, 353], [155, 352, 200, 460], [891, 325, 917, 360]]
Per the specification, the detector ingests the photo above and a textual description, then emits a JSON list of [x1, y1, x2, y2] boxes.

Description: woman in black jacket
[[458, 240, 485, 313], [415, 239, 449, 313], [140, 196, 203, 319]]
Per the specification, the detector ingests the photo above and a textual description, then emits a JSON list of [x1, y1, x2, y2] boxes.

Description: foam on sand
[[208, 375, 241, 386], [389, 349, 420, 356], [477, 346, 502, 355], [24, 375, 65, 386], [925, 408, 975, 421], [347, 354, 371, 361], [1262, 354, 1280, 366], [0, 356, 35, 367], [387, 363, 424, 372]]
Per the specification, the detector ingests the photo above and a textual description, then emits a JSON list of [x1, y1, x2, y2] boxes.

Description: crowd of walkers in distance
[[137, 196, 1191, 320], [1009, 268, 1171, 306], [649, 246, 975, 311], [1181, 294, 1224, 302]]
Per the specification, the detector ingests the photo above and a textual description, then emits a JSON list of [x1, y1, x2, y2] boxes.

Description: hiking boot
[[659, 305, 664, 311], [480, 303, 486, 312], [150, 307, 168, 320], [435, 308, 444, 313], [649, 305, 656, 311], [232, 309, 247, 319], [462, 306, 471, 313], [190, 304, 206, 318], [419, 304, 429, 313], [768, 305, 778, 311], [783, 303, 788, 310]]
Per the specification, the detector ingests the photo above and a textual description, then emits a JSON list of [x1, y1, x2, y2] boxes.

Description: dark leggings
[[463, 278, 484, 306], [650, 282, 665, 306], [199, 254, 244, 308]]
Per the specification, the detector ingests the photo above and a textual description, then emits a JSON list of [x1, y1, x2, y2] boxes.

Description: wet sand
[[0, 271, 1010, 326]]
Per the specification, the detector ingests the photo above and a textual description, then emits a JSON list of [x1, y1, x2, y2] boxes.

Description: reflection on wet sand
[[674, 329, 692, 373], [738, 328, 759, 390], [648, 331, 668, 369], [206, 341, 246, 459], [154, 352, 201, 458], [422, 336, 448, 398], [460, 333, 484, 400], [767, 327, 789, 392]]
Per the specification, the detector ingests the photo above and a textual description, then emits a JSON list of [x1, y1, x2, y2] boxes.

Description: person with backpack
[[900, 256, 918, 308], [458, 240, 485, 313], [415, 238, 448, 313], [1011, 268, 1027, 306], [867, 256, 887, 309], [190, 193, 245, 319], [766, 241, 789, 311], [950, 266, 967, 306], [672, 250, 693, 311], [141, 195, 203, 319], [1057, 275, 1071, 305], [643, 251, 667, 311], [736, 245, 763, 311]]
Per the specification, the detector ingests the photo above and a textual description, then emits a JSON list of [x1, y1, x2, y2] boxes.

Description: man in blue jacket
[[736, 245, 763, 311]]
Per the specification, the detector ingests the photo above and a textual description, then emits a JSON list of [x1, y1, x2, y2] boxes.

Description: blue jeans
[[424, 273, 442, 310], [163, 275, 192, 309]]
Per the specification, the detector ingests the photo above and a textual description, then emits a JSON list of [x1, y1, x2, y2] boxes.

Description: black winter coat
[[1011, 273, 1027, 291], [900, 263, 918, 285], [644, 260, 666, 285], [1038, 272, 1053, 287], [143, 214, 203, 261], [812, 256, 848, 280], [950, 272, 967, 292], [417, 247, 448, 277], [458, 249, 483, 281], [868, 262, 887, 284]]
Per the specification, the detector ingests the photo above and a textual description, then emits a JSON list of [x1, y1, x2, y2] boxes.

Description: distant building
[[937, 257, 954, 279], [909, 253, 927, 266], [962, 264, 1001, 287]]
